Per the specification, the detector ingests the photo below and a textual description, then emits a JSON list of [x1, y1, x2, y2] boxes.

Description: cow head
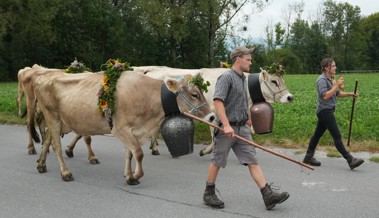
[[164, 76, 215, 122], [259, 70, 294, 103]]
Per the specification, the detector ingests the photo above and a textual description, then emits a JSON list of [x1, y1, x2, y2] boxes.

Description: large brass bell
[[250, 102, 274, 134]]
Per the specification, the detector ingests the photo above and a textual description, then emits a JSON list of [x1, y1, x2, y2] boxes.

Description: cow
[[16, 65, 66, 154], [134, 66, 294, 156], [33, 71, 214, 184], [17, 65, 100, 164]]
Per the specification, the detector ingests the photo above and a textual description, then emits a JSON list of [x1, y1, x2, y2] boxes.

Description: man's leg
[[249, 164, 290, 210], [203, 163, 224, 208]]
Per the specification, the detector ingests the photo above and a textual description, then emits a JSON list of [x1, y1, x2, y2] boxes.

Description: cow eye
[[271, 80, 279, 87], [191, 93, 200, 99]]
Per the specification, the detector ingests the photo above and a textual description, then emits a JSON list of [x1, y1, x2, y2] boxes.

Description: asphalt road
[[1, 124, 378, 218]]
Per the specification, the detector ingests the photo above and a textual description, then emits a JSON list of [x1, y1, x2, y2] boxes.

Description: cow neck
[[161, 83, 181, 117], [248, 73, 265, 103]]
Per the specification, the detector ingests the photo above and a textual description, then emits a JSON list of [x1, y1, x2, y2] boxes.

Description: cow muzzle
[[204, 113, 215, 123]]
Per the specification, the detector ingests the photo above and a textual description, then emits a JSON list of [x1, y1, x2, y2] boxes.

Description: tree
[[197, 0, 268, 67], [360, 13, 379, 69], [0, 0, 61, 80], [274, 22, 285, 47], [287, 19, 327, 73], [321, 0, 361, 70], [281, 0, 305, 47], [287, 19, 308, 72]]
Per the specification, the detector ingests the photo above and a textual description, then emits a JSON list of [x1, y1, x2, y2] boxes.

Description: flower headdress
[[66, 58, 91, 73], [97, 58, 133, 128]]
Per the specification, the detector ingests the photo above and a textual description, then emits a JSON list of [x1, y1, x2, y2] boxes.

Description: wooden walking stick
[[182, 112, 314, 171], [347, 80, 358, 147]]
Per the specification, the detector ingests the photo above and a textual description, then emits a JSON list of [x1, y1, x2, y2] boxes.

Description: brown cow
[[33, 71, 214, 184], [17, 65, 99, 164]]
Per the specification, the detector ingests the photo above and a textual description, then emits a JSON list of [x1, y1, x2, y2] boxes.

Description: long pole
[[347, 80, 358, 147], [182, 112, 314, 171]]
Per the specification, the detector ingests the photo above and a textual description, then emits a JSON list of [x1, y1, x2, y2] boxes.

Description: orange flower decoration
[[102, 76, 109, 85], [99, 100, 108, 109]]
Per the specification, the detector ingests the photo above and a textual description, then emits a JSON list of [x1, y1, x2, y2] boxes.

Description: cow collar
[[161, 83, 181, 117], [248, 73, 265, 103]]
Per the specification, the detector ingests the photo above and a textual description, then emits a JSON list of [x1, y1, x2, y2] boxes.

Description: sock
[[205, 181, 215, 192]]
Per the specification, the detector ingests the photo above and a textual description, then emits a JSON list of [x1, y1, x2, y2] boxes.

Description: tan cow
[[16, 65, 66, 154], [17, 65, 99, 164], [134, 66, 294, 156], [33, 71, 214, 184]]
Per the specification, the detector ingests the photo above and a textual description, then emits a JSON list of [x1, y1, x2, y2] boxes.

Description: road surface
[[1, 124, 378, 218]]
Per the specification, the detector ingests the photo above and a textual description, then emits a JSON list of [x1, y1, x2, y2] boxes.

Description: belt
[[229, 121, 247, 126]]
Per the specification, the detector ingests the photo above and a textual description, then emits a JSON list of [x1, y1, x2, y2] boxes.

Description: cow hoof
[[199, 150, 205, 156], [127, 179, 140, 185], [37, 165, 47, 173], [89, 158, 100, 164], [28, 148, 37, 155], [151, 150, 160, 155], [65, 149, 74, 158], [61, 173, 74, 182]]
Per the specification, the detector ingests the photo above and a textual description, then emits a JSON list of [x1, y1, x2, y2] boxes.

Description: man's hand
[[223, 125, 234, 138]]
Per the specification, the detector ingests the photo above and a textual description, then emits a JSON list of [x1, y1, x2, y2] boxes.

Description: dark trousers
[[307, 109, 352, 161]]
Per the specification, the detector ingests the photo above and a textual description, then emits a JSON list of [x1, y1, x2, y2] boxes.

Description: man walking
[[203, 46, 290, 210]]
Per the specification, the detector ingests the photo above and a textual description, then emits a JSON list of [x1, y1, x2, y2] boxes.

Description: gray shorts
[[211, 125, 258, 168]]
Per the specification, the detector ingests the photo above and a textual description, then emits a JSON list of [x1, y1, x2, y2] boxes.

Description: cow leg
[[65, 134, 82, 158], [115, 131, 144, 185], [27, 128, 37, 155], [124, 148, 140, 185], [36, 111, 47, 150], [17, 91, 24, 117], [26, 101, 40, 155], [36, 131, 51, 173], [65, 135, 99, 164], [199, 126, 214, 156], [83, 135, 99, 164], [51, 134, 74, 181], [149, 134, 160, 155], [200, 141, 214, 156], [129, 146, 144, 184], [44, 117, 73, 181]]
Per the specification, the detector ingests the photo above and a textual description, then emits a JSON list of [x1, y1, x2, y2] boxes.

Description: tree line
[[0, 0, 378, 81]]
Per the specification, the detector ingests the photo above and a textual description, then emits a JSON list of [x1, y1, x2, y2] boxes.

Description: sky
[[236, 0, 379, 40]]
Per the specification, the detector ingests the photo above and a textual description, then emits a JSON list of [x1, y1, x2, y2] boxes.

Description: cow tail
[[30, 120, 41, 143], [21, 108, 27, 118]]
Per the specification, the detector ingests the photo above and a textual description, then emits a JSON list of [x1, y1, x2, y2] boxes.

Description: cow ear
[[261, 69, 269, 80], [165, 78, 179, 92]]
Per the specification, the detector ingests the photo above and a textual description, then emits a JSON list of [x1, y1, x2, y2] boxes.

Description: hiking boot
[[261, 183, 290, 210], [303, 154, 321, 166], [203, 190, 224, 209], [348, 157, 364, 170]]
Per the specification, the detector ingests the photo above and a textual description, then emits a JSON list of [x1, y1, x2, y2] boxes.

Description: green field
[[254, 73, 379, 152], [1, 73, 378, 152]]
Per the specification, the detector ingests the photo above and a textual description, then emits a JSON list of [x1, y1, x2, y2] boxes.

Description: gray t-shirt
[[213, 69, 249, 123], [316, 73, 340, 114]]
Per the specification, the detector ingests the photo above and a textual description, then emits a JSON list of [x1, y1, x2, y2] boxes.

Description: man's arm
[[214, 99, 234, 137]]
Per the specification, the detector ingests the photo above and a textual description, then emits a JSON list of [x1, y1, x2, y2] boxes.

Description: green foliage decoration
[[186, 73, 211, 93], [97, 59, 133, 126], [65, 58, 91, 73], [262, 62, 285, 77]]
